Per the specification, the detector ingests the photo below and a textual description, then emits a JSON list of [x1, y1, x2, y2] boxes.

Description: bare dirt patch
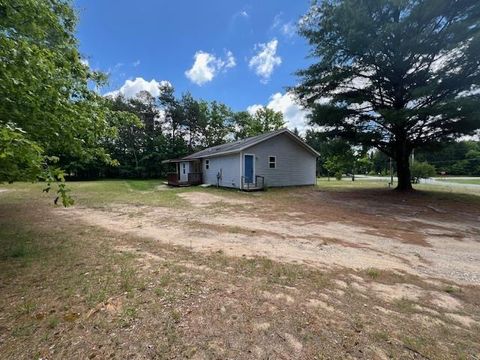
[[60, 188, 480, 285], [178, 191, 251, 207], [1, 192, 480, 360]]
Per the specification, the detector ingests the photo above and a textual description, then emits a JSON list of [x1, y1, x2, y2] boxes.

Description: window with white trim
[[268, 156, 276, 169], [205, 159, 210, 170], [182, 163, 186, 174]]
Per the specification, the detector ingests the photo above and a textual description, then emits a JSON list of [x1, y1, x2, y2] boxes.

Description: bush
[[335, 171, 342, 180], [411, 161, 436, 180]]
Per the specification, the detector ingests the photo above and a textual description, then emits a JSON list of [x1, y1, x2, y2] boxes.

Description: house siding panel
[[245, 133, 317, 187], [203, 154, 240, 188]]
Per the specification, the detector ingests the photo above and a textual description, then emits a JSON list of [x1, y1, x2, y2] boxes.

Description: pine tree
[[294, 0, 480, 190]]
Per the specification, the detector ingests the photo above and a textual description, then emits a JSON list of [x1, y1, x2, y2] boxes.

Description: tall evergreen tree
[[294, 0, 480, 190]]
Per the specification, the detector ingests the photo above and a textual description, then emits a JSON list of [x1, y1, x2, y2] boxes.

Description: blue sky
[[75, 0, 313, 130]]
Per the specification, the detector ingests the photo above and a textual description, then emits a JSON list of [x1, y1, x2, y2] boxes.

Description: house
[[162, 128, 319, 190]]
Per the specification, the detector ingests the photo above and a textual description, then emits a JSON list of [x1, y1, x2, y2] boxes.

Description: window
[[269, 156, 276, 169], [205, 159, 210, 170], [182, 163, 186, 174]]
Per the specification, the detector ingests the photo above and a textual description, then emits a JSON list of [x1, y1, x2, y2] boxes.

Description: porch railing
[[241, 175, 265, 190], [188, 172, 202, 185], [167, 172, 179, 186]]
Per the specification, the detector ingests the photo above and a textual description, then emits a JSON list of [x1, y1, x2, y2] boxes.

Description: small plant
[[154, 287, 166, 297], [120, 266, 136, 293], [170, 310, 181, 323], [9, 244, 28, 258], [365, 268, 380, 279], [158, 273, 172, 287], [123, 307, 137, 318], [444, 285, 459, 294], [373, 331, 389, 342], [47, 316, 59, 329], [18, 300, 36, 315], [394, 297, 416, 312]]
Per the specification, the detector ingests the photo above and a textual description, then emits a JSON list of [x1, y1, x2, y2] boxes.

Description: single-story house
[[162, 128, 319, 190]]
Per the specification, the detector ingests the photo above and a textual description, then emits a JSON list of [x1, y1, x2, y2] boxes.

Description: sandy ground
[[59, 189, 480, 285], [2, 186, 480, 359]]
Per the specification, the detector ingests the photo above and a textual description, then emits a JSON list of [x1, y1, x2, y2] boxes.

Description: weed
[[365, 268, 381, 279], [47, 316, 59, 329], [373, 331, 389, 342], [394, 297, 416, 312], [119, 266, 136, 293], [443, 285, 459, 294], [11, 324, 36, 337], [17, 300, 36, 315]]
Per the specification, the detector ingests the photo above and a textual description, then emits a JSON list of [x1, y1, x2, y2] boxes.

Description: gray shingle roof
[[180, 128, 319, 160]]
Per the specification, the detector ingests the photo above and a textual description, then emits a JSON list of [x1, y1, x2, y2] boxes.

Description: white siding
[[202, 154, 240, 188], [244, 133, 317, 187]]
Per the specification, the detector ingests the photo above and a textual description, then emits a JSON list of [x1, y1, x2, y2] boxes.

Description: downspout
[[239, 151, 243, 190]]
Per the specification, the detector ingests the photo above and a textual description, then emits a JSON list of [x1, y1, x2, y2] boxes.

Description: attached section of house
[[163, 128, 319, 190]]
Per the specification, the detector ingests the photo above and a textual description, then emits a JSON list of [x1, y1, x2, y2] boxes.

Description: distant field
[[316, 176, 480, 197], [436, 178, 480, 185]]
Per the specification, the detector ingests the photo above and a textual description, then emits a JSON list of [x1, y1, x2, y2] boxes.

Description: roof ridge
[[178, 127, 321, 160]]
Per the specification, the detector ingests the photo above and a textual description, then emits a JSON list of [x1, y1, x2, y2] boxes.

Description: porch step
[[241, 186, 264, 192]]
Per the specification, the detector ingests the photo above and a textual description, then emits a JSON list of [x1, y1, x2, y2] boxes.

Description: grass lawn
[[436, 178, 480, 185], [0, 180, 479, 359]]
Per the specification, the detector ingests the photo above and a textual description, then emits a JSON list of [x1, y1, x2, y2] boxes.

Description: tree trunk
[[395, 142, 413, 191]]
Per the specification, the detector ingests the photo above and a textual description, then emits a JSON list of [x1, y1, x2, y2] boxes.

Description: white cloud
[[248, 39, 282, 83], [80, 58, 89, 67], [133, 60, 141, 67], [105, 77, 171, 98], [272, 13, 296, 39], [267, 92, 309, 132], [248, 92, 310, 133], [246, 104, 263, 115], [185, 50, 236, 86], [281, 22, 296, 38], [239, 10, 249, 18], [272, 13, 283, 29]]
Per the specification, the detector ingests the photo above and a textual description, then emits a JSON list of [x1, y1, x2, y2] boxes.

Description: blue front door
[[244, 155, 254, 183]]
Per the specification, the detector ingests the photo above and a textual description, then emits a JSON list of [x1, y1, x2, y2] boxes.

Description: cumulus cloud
[[272, 13, 297, 39], [248, 39, 282, 83], [248, 92, 310, 133], [246, 104, 263, 115], [132, 60, 141, 67], [105, 77, 171, 98], [185, 50, 236, 86], [267, 92, 310, 132]]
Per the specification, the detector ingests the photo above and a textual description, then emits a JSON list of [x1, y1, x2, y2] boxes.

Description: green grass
[[314, 176, 480, 198], [316, 177, 392, 190], [365, 267, 381, 279], [436, 178, 480, 185]]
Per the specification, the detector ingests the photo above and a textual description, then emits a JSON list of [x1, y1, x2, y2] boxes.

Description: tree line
[[69, 88, 285, 179], [306, 130, 480, 180], [0, 0, 285, 203], [2, 0, 479, 203]]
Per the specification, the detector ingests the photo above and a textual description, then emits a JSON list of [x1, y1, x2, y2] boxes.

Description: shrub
[[411, 161, 436, 180]]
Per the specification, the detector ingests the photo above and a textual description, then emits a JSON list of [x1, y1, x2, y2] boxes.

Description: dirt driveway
[[61, 188, 480, 285], [2, 184, 480, 359]]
